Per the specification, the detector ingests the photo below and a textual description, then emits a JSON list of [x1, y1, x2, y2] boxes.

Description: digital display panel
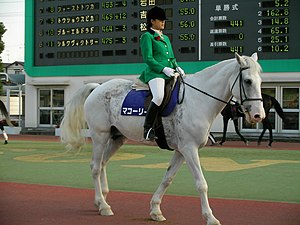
[[35, 0, 196, 66], [201, 0, 299, 60], [27, 0, 299, 74]]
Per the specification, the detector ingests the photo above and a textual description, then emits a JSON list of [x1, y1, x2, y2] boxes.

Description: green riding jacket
[[139, 29, 179, 84]]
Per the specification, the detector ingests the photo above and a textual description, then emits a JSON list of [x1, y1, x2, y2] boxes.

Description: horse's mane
[[193, 55, 262, 77], [193, 58, 236, 77]]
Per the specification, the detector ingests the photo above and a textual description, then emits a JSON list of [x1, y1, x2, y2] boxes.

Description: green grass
[[0, 141, 299, 203]]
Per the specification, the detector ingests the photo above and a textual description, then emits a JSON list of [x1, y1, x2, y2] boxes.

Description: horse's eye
[[244, 79, 252, 85]]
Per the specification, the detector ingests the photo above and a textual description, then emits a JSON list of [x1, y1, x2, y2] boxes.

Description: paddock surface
[[1, 182, 299, 225], [1, 135, 299, 225], [6, 134, 300, 150]]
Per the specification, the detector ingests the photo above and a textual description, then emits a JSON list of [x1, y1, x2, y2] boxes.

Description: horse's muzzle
[[243, 103, 265, 124]]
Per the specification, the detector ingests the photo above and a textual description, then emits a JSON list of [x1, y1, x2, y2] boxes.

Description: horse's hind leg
[[150, 150, 185, 221], [100, 135, 127, 200], [90, 132, 114, 216]]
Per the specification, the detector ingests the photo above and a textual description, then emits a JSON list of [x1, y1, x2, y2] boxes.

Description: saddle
[[144, 77, 178, 115], [122, 77, 179, 117], [121, 77, 180, 150]]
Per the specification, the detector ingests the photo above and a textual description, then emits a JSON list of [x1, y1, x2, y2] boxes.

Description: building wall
[[3, 62, 24, 74], [24, 74, 136, 127], [24, 84, 38, 127], [24, 72, 300, 137], [0, 96, 22, 116]]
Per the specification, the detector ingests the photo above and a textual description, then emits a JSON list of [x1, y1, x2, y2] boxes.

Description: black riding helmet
[[146, 6, 167, 30]]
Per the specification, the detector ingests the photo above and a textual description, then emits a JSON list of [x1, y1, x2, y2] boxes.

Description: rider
[[139, 6, 185, 140]]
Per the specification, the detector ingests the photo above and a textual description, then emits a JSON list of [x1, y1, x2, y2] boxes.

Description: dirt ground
[[1, 134, 299, 225], [1, 182, 299, 225]]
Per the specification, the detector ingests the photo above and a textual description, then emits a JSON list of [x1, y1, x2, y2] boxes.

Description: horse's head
[[230, 53, 265, 124]]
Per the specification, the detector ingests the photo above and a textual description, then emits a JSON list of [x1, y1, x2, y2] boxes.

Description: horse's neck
[[180, 61, 236, 128], [184, 60, 237, 122]]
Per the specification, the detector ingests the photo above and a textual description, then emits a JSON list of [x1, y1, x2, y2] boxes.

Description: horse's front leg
[[233, 119, 248, 145], [90, 133, 114, 216], [268, 124, 273, 147], [219, 117, 229, 145], [258, 128, 266, 145], [258, 119, 270, 146], [100, 166, 109, 200], [150, 150, 185, 221], [183, 148, 221, 225]]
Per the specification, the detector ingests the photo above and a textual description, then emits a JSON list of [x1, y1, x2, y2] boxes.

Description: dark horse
[[219, 93, 286, 147]]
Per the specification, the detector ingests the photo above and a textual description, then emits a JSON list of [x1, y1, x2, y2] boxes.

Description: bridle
[[177, 66, 263, 112], [229, 67, 263, 111]]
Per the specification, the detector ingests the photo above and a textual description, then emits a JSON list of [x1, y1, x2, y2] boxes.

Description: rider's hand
[[176, 67, 186, 76], [162, 67, 175, 77]]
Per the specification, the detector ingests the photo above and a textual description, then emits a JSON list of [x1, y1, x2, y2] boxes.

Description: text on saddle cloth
[[121, 79, 179, 117]]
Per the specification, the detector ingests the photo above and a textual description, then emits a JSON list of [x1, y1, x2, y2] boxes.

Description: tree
[[0, 22, 7, 93], [0, 22, 6, 71]]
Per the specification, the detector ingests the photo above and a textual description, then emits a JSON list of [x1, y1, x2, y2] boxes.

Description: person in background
[[0, 100, 14, 144], [0, 121, 8, 144], [139, 6, 185, 140]]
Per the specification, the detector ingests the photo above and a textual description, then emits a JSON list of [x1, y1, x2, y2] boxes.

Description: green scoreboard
[[25, 0, 300, 76]]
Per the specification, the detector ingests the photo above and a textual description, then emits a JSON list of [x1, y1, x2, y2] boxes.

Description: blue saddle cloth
[[121, 81, 179, 117]]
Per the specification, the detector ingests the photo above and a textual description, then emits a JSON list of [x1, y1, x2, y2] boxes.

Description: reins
[[177, 66, 263, 109], [177, 73, 229, 105]]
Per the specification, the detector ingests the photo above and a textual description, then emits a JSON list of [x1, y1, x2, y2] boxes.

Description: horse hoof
[[245, 141, 249, 146], [208, 222, 221, 225], [99, 207, 114, 216], [203, 212, 221, 225], [150, 213, 166, 222], [207, 218, 221, 225]]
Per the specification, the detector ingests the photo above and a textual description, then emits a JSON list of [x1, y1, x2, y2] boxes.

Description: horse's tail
[[271, 96, 286, 121], [0, 100, 14, 127], [60, 83, 100, 151]]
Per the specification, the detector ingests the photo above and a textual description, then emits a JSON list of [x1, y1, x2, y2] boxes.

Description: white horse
[[60, 53, 265, 225]]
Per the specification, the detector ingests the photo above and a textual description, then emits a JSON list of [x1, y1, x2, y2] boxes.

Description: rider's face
[[151, 19, 165, 30]]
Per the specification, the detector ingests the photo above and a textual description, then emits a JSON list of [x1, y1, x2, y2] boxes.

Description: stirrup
[[144, 128, 157, 141]]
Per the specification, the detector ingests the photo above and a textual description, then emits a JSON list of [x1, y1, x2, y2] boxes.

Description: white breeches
[[148, 78, 165, 106]]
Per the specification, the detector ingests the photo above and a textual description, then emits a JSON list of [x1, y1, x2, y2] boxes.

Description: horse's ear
[[235, 53, 246, 67], [251, 52, 258, 61]]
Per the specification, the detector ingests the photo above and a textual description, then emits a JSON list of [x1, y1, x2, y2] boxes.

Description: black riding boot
[[144, 102, 160, 140]]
